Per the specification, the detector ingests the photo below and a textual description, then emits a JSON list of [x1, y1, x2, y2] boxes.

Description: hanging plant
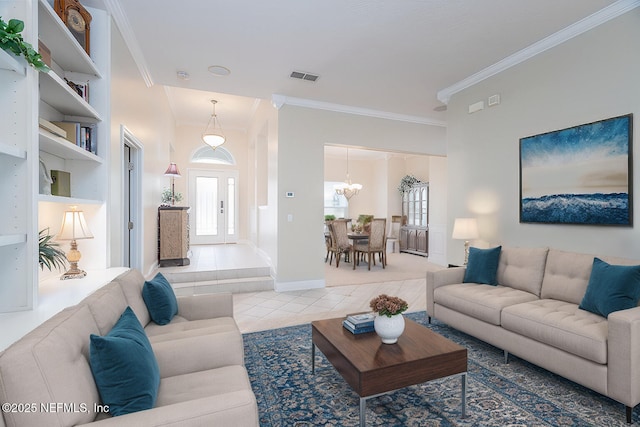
[[398, 174, 420, 193], [0, 17, 50, 72]]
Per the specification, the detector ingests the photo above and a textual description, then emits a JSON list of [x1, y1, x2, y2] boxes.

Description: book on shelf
[[38, 118, 67, 139], [50, 121, 97, 155], [342, 319, 374, 335]]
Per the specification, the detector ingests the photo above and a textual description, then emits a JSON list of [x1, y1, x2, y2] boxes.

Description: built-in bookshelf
[[0, 0, 111, 313], [0, 0, 36, 313]]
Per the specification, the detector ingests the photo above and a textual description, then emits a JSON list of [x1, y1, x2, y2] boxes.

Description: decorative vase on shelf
[[374, 313, 405, 344]]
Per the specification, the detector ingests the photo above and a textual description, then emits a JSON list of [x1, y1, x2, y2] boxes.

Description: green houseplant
[[161, 188, 183, 205], [0, 17, 49, 72], [39, 228, 67, 271]]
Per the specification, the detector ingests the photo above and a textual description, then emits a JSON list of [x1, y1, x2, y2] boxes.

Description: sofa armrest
[[79, 391, 258, 427], [152, 330, 244, 377], [607, 306, 640, 407], [176, 292, 233, 321], [426, 267, 465, 320]]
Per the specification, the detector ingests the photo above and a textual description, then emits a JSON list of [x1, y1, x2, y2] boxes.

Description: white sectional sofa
[[427, 247, 640, 424], [0, 269, 258, 427]]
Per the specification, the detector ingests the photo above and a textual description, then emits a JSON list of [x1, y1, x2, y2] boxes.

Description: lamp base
[[463, 240, 471, 265], [60, 262, 87, 280]]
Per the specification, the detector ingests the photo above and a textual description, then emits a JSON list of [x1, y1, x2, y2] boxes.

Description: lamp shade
[[164, 162, 181, 177], [58, 209, 94, 241], [452, 218, 479, 240], [202, 100, 225, 149], [202, 132, 225, 148]]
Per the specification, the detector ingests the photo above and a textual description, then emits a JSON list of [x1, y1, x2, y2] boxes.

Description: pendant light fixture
[[202, 99, 225, 149], [334, 147, 362, 201]]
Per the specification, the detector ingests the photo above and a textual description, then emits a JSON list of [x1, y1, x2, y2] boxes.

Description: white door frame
[[121, 125, 143, 270], [188, 168, 239, 244]]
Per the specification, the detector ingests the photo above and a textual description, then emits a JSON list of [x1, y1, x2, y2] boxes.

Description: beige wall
[[109, 23, 175, 275], [277, 105, 446, 288], [446, 10, 640, 265], [247, 100, 279, 268]]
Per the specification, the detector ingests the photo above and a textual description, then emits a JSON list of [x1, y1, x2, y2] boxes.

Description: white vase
[[374, 313, 405, 344]]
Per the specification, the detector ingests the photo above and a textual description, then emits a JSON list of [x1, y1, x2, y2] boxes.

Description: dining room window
[[324, 181, 348, 218]]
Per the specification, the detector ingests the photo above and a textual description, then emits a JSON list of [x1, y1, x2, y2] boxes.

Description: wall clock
[[54, 0, 92, 55]]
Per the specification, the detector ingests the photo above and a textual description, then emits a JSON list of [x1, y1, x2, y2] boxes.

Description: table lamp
[[164, 162, 181, 205], [57, 207, 94, 280], [452, 218, 479, 265]]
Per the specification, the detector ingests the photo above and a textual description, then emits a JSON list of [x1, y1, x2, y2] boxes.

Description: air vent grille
[[290, 71, 319, 82]]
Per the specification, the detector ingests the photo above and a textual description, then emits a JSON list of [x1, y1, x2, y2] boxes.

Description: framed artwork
[[519, 114, 633, 225]]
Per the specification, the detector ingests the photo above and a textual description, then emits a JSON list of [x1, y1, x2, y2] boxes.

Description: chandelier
[[202, 100, 225, 149], [334, 148, 362, 200]]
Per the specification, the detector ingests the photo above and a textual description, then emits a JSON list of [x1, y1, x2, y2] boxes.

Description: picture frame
[[519, 114, 633, 226]]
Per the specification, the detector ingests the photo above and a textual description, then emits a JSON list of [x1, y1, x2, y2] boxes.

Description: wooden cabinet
[[400, 182, 429, 256], [158, 207, 190, 267]]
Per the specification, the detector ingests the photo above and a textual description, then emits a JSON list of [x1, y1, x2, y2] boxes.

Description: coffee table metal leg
[[311, 344, 316, 374], [359, 397, 366, 427], [461, 373, 467, 418]]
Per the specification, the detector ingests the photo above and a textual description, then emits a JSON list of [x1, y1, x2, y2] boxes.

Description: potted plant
[[0, 17, 49, 72], [324, 214, 336, 222], [39, 228, 67, 271], [398, 174, 420, 193], [369, 294, 409, 344], [161, 188, 183, 206]]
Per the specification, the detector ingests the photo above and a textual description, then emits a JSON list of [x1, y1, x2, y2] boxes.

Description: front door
[[188, 169, 239, 244]]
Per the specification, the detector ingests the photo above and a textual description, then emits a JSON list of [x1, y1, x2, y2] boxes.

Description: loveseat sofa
[[427, 246, 640, 424], [0, 269, 258, 427]]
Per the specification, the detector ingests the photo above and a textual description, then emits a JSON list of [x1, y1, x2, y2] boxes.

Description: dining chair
[[327, 219, 353, 268], [353, 218, 387, 270]]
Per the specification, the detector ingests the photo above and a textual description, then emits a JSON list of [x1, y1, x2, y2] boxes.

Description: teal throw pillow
[[142, 272, 178, 325], [579, 257, 640, 318], [463, 246, 502, 285], [89, 306, 160, 416]]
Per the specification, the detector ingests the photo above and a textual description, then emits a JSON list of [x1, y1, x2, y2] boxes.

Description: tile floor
[[234, 278, 427, 333], [178, 244, 429, 333]]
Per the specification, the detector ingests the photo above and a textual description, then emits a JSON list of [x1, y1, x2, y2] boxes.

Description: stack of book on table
[[342, 313, 375, 334]]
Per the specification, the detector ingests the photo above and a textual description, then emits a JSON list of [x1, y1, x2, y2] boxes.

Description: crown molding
[[437, 0, 640, 104], [104, 0, 154, 87], [271, 95, 446, 127]]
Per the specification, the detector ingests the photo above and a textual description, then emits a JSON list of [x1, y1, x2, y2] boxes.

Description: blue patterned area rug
[[243, 312, 634, 426]]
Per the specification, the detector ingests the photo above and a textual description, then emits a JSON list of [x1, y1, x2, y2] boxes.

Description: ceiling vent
[[290, 71, 319, 82]]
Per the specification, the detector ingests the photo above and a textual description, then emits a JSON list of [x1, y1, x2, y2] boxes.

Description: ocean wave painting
[[519, 114, 633, 225], [521, 193, 629, 224]]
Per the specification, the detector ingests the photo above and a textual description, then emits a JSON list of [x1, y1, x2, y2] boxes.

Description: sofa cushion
[[496, 247, 548, 296], [143, 273, 179, 325], [463, 246, 502, 285], [156, 365, 252, 407], [145, 316, 239, 340], [434, 283, 538, 325], [502, 299, 608, 364], [540, 250, 598, 304], [541, 249, 640, 305], [90, 306, 160, 416], [83, 281, 129, 335], [115, 269, 151, 326], [579, 258, 640, 318], [0, 305, 100, 427]]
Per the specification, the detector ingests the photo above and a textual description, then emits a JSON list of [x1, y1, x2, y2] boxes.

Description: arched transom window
[[191, 146, 236, 165]]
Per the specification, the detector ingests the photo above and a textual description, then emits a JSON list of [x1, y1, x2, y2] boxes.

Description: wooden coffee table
[[311, 317, 467, 426]]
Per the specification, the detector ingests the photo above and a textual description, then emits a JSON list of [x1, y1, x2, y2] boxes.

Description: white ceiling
[[109, 0, 622, 131]]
